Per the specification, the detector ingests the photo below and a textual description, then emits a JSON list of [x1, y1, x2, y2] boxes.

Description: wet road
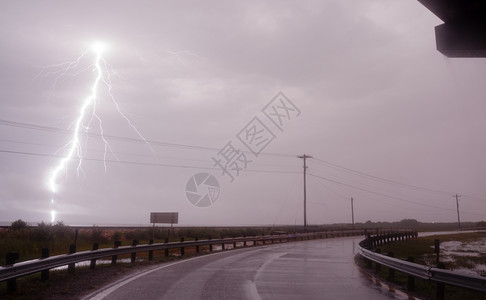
[[86, 236, 405, 300]]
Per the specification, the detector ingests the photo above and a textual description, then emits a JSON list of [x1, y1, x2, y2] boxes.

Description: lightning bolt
[[46, 42, 150, 223]]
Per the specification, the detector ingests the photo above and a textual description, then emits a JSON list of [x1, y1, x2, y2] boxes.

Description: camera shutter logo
[[185, 173, 220, 207]]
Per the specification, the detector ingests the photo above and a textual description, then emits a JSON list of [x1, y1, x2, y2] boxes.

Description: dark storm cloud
[[0, 1, 485, 226]]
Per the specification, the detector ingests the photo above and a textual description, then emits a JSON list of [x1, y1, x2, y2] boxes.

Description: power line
[[0, 118, 295, 158], [307, 166, 456, 211], [307, 175, 350, 201], [308, 174, 423, 212], [311, 156, 454, 196], [2, 119, 484, 204], [307, 172, 486, 217], [0, 148, 300, 175], [0, 138, 298, 169]]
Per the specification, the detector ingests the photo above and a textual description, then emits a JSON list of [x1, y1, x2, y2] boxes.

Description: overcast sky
[[1, 1, 485, 226]]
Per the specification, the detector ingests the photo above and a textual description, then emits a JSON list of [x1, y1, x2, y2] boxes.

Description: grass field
[[357, 232, 486, 300]]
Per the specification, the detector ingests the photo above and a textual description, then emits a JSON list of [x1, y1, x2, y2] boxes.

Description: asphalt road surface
[[85, 236, 407, 300]]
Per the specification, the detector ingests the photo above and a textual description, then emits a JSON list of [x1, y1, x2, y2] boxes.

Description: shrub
[[10, 219, 28, 231]]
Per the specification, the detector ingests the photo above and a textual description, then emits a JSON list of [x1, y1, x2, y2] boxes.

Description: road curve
[[85, 236, 405, 300]]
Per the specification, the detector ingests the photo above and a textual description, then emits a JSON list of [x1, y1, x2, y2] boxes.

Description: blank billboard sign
[[150, 212, 179, 224]]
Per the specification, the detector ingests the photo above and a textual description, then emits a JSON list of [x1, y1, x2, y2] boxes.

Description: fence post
[[407, 257, 415, 292], [90, 243, 99, 269], [434, 239, 441, 265], [112, 240, 121, 264], [149, 239, 154, 261], [6, 252, 19, 293], [41, 248, 50, 281], [436, 262, 445, 300], [131, 240, 139, 263], [68, 244, 76, 273]]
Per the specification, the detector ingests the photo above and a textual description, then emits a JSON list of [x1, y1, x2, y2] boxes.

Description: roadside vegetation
[[1, 218, 484, 265], [357, 231, 486, 300], [380, 232, 486, 271], [0, 222, 281, 299], [0, 220, 309, 265], [1, 219, 485, 299]]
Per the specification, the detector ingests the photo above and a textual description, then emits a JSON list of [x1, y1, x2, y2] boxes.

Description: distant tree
[[398, 219, 420, 228], [476, 221, 486, 228], [33, 221, 52, 242], [10, 219, 27, 231], [52, 221, 72, 240]]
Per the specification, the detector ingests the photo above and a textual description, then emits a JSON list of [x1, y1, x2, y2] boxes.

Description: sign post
[[150, 212, 179, 241]]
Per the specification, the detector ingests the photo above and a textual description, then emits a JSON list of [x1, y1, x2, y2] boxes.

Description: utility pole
[[351, 197, 355, 230], [453, 194, 461, 229], [298, 154, 312, 231]]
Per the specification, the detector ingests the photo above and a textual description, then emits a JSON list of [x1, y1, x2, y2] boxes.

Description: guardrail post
[[233, 237, 237, 249], [407, 257, 415, 292], [180, 238, 185, 256], [165, 238, 169, 257], [131, 240, 139, 262], [6, 252, 19, 293], [387, 252, 395, 280], [375, 249, 381, 271], [112, 240, 121, 264], [209, 236, 213, 252], [366, 256, 372, 268], [68, 244, 76, 273], [149, 239, 154, 260], [195, 237, 200, 254], [90, 243, 99, 269], [436, 262, 445, 300], [222, 241, 225, 250], [41, 248, 50, 281]]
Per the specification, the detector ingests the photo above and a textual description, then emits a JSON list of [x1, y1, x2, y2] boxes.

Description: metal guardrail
[[0, 229, 365, 283], [358, 236, 486, 293]]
